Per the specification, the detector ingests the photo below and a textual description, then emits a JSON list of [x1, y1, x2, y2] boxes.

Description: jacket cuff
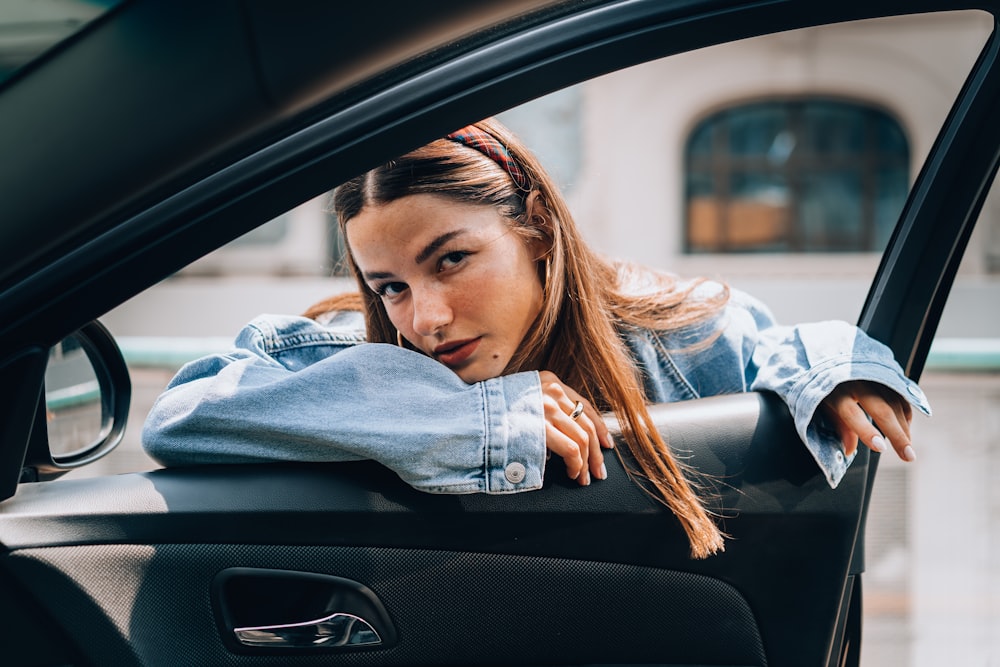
[[481, 372, 547, 493]]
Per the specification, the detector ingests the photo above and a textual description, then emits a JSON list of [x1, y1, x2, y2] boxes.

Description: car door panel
[[0, 392, 866, 666]]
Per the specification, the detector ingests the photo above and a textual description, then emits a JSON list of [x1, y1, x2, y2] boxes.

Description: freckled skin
[[347, 194, 545, 383]]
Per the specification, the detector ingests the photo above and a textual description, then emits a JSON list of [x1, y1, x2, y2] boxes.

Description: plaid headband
[[446, 125, 529, 189]]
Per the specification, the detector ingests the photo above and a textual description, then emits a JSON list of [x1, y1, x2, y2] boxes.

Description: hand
[[538, 371, 614, 485], [820, 380, 915, 462]]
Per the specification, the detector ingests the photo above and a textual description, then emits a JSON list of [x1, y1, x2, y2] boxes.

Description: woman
[[143, 118, 929, 559]]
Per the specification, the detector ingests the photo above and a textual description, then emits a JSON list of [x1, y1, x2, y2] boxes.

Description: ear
[[523, 190, 554, 260]]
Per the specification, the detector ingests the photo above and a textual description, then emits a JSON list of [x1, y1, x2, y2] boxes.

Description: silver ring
[[569, 401, 585, 421]]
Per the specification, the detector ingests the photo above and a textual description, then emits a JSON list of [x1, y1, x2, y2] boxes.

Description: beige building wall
[[570, 11, 993, 286]]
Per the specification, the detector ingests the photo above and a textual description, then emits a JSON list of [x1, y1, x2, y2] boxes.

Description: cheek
[[489, 263, 544, 324], [381, 300, 411, 333]]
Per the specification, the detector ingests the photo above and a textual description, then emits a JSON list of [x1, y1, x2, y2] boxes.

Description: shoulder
[[619, 279, 777, 370], [680, 279, 774, 324]]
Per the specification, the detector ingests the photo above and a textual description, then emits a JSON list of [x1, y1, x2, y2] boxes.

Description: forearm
[[142, 343, 547, 494]]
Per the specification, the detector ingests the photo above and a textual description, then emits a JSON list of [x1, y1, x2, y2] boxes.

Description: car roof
[[0, 0, 568, 294]]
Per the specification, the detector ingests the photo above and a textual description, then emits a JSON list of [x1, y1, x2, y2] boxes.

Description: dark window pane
[[686, 171, 715, 198], [875, 167, 910, 248], [798, 170, 863, 251], [731, 172, 788, 202], [728, 105, 788, 156], [876, 117, 909, 154], [802, 102, 865, 155], [688, 123, 714, 156]]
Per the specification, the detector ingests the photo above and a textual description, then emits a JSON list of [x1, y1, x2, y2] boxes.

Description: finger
[[551, 393, 598, 481], [584, 402, 614, 450], [559, 387, 613, 450], [544, 421, 585, 481], [866, 386, 912, 441], [834, 409, 861, 457], [573, 426, 593, 485], [580, 414, 608, 479], [539, 371, 608, 483], [826, 382, 909, 457], [543, 396, 592, 485], [557, 399, 603, 481], [562, 398, 610, 478], [822, 392, 874, 457], [558, 399, 594, 484], [841, 428, 861, 458], [854, 391, 916, 462], [574, 411, 607, 481], [887, 398, 912, 439], [858, 396, 908, 449]]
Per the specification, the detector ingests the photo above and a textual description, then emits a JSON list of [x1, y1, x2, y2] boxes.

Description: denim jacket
[[142, 285, 931, 492]]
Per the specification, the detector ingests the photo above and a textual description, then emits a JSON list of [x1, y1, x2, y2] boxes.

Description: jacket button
[[505, 462, 526, 484]]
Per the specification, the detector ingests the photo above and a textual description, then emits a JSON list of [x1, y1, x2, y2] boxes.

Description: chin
[[454, 364, 504, 385], [455, 370, 485, 384]]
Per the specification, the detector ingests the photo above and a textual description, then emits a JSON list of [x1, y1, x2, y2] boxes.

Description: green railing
[[923, 338, 1000, 372], [113, 336, 1000, 372], [117, 337, 235, 368]]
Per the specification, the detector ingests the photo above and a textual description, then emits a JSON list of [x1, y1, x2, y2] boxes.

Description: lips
[[433, 337, 481, 367]]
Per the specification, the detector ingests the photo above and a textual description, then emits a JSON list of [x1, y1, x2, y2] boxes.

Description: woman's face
[[346, 193, 545, 383]]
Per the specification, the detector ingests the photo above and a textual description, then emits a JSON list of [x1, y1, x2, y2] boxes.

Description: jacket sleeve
[[141, 315, 547, 494], [729, 290, 932, 488]]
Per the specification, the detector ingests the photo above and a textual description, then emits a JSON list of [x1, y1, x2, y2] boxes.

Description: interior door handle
[[213, 568, 396, 653], [235, 611, 382, 648]]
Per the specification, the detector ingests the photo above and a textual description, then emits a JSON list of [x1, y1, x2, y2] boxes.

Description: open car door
[[1, 1, 998, 666]]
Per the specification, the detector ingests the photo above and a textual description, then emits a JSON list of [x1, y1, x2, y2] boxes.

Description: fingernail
[[602, 433, 614, 449], [581, 471, 590, 486], [902, 445, 916, 462], [871, 435, 887, 452], [569, 469, 580, 480], [597, 463, 608, 480]]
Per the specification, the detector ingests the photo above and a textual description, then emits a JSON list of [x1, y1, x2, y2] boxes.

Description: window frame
[[683, 96, 912, 254]]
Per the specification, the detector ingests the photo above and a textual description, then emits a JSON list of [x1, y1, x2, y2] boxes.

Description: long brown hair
[[307, 118, 729, 558]]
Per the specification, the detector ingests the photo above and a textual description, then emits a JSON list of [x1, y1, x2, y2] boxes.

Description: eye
[[374, 281, 407, 298], [439, 251, 469, 271]]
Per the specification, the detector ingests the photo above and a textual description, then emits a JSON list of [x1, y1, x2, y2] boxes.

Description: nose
[[410, 285, 453, 337]]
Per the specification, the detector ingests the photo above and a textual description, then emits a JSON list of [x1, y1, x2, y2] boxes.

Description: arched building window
[[685, 98, 910, 253]]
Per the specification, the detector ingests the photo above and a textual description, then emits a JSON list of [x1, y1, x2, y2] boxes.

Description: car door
[[0, 1, 997, 666]]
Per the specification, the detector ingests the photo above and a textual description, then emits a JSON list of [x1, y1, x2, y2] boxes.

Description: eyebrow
[[415, 230, 464, 265], [360, 229, 467, 282]]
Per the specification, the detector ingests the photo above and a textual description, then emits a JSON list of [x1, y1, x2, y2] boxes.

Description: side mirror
[[23, 320, 131, 481]]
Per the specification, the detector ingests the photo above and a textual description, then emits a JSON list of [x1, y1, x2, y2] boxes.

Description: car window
[[113, 10, 989, 323], [67, 12, 992, 667]]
